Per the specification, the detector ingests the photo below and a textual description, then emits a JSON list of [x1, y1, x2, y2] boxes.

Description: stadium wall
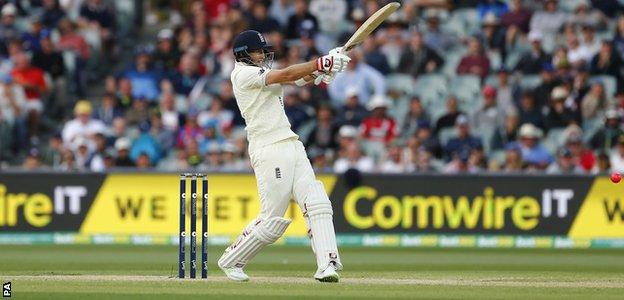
[[0, 172, 623, 248]]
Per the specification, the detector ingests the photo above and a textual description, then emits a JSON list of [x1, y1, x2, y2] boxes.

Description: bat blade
[[343, 2, 401, 52]]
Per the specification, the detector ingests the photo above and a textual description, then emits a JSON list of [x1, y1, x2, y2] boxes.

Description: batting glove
[[316, 53, 350, 73]]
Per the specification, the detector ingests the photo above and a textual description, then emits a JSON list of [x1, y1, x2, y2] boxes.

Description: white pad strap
[[305, 181, 343, 271], [218, 217, 291, 268]]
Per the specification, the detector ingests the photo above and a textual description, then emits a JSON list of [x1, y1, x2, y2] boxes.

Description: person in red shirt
[[10, 51, 47, 140], [361, 95, 397, 145], [457, 37, 491, 79]]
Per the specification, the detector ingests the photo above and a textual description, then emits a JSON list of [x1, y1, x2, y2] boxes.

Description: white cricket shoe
[[314, 262, 340, 283], [219, 265, 250, 282]]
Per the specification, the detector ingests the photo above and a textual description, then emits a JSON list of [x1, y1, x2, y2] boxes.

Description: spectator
[[533, 63, 561, 108], [566, 133, 595, 173], [0, 4, 20, 56], [124, 98, 150, 126], [336, 125, 358, 157], [596, 151, 611, 173], [73, 137, 92, 170], [397, 30, 444, 77], [515, 31, 552, 74], [57, 18, 91, 93], [518, 92, 544, 129], [443, 148, 479, 174], [176, 110, 202, 149], [62, 100, 107, 149], [32, 33, 67, 114], [422, 10, 456, 53], [0, 75, 26, 149], [221, 143, 246, 171], [249, 3, 280, 34], [153, 29, 180, 73], [362, 38, 390, 75], [114, 137, 134, 167], [283, 89, 313, 132], [400, 96, 430, 140], [329, 49, 386, 105], [309, 0, 347, 38], [477, 0, 508, 20], [415, 124, 442, 159], [333, 142, 374, 173], [306, 105, 339, 152], [544, 86, 577, 130], [444, 115, 483, 159], [510, 123, 552, 168], [93, 93, 122, 126], [10, 52, 47, 141], [529, 0, 568, 37], [457, 37, 490, 79], [116, 77, 135, 110], [198, 124, 224, 155], [569, 0, 607, 30], [79, 0, 115, 55], [501, 145, 523, 172], [379, 144, 409, 173], [567, 35, 592, 68], [198, 98, 234, 132], [40, 0, 66, 29], [57, 149, 77, 171], [590, 41, 622, 92], [286, 0, 318, 40], [299, 30, 321, 61], [336, 87, 368, 126], [121, 46, 161, 102], [581, 82, 606, 121], [590, 110, 623, 151], [615, 16, 624, 61], [361, 95, 398, 145], [546, 148, 583, 174], [500, 0, 532, 34], [478, 13, 506, 54], [159, 90, 180, 131], [610, 135, 624, 173], [435, 96, 462, 134], [492, 112, 519, 150], [130, 122, 161, 165], [494, 68, 519, 114], [87, 132, 108, 171], [471, 85, 506, 134]]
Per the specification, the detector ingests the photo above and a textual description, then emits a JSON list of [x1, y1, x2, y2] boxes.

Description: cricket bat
[[312, 2, 400, 85]]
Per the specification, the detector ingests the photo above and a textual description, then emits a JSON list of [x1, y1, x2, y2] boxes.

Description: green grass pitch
[[1, 245, 623, 299]]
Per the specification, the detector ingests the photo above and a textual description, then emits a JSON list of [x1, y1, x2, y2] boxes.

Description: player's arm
[[265, 52, 350, 85]]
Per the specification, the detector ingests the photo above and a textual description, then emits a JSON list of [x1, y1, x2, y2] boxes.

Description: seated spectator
[[457, 37, 490, 79], [10, 52, 47, 140], [149, 112, 175, 153], [199, 124, 224, 155], [73, 137, 92, 170], [159, 90, 180, 131], [57, 18, 90, 96], [410, 149, 438, 172], [41, 0, 66, 29], [116, 77, 135, 110], [249, 2, 280, 33], [135, 152, 152, 169], [471, 85, 506, 134], [114, 137, 134, 167], [494, 68, 519, 113], [580, 24, 601, 58], [515, 31, 552, 74], [415, 124, 442, 159], [286, 0, 318, 40], [337, 87, 368, 126], [565, 133, 595, 173], [87, 132, 108, 171], [422, 10, 456, 53], [500, 0, 532, 34], [120, 47, 162, 102], [176, 110, 203, 149], [533, 64, 562, 109], [581, 82, 606, 121], [283, 89, 313, 132], [0, 75, 26, 147], [333, 142, 375, 173], [590, 110, 623, 152], [444, 115, 483, 159], [329, 49, 386, 105], [609, 135, 624, 172], [397, 30, 443, 77], [32, 33, 67, 113], [171, 53, 201, 96], [546, 148, 583, 174], [509, 123, 553, 168], [0, 4, 20, 56], [478, 13, 506, 54], [501, 145, 523, 172], [57, 148, 78, 171], [21, 19, 44, 52], [22, 148, 43, 170], [198, 98, 234, 132], [379, 144, 409, 173], [306, 105, 339, 151], [400, 96, 430, 140], [200, 143, 222, 171], [492, 112, 519, 150], [529, 0, 568, 37], [435, 97, 463, 134], [124, 97, 150, 126], [153, 29, 180, 73], [361, 95, 398, 145], [544, 86, 577, 130], [567, 35, 593, 68], [443, 149, 479, 174], [615, 16, 624, 62], [62, 101, 106, 150], [94, 93, 122, 126], [40, 133, 63, 167], [362, 38, 390, 75], [590, 41, 622, 91], [570, 1, 607, 30], [130, 122, 161, 166]]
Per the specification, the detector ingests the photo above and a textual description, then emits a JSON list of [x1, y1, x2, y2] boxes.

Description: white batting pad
[[305, 181, 343, 271], [218, 217, 291, 268]]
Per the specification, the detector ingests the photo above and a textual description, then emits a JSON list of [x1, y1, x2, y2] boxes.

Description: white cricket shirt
[[231, 62, 298, 150]]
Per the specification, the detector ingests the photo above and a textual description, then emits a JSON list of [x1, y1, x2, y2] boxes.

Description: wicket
[[179, 173, 208, 279]]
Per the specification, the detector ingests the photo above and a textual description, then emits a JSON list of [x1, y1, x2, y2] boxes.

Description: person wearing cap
[[397, 30, 444, 77], [544, 86, 577, 130], [0, 3, 20, 56], [361, 95, 398, 145], [609, 135, 624, 173], [471, 85, 507, 134], [515, 31, 552, 74], [114, 137, 133, 167], [444, 115, 482, 160], [508, 123, 553, 168], [478, 12, 506, 54], [120, 44, 161, 101], [546, 148, 583, 174], [590, 109, 624, 151], [153, 28, 180, 72], [61, 100, 106, 150], [529, 0, 568, 38], [569, 0, 608, 30], [422, 9, 456, 54], [336, 86, 368, 126]]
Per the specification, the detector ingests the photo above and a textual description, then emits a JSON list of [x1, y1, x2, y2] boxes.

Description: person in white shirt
[[333, 142, 375, 173], [328, 49, 386, 106], [609, 135, 624, 173], [217, 30, 350, 283], [61, 100, 106, 151]]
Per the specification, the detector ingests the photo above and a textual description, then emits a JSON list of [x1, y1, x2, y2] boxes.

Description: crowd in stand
[[2, 0, 624, 174]]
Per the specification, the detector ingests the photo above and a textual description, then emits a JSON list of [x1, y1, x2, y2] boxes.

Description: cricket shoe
[[219, 265, 249, 282], [314, 262, 340, 283]]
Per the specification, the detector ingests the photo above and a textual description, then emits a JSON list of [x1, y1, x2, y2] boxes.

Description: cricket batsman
[[217, 30, 351, 283]]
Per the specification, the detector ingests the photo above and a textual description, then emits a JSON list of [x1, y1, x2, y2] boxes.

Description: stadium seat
[[582, 117, 604, 143], [544, 128, 566, 153], [589, 75, 617, 98], [453, 8, 479, 36], [414, 74, 449, 110], [449, 75, 481, 111], [296, 119, 317, 144], [386, 73, 415, 96], [504, 50, 522, 70], [438, 127, 456, 145], [442, 47, 466, 78], [519, 75, 542, 90], [558, 0, 586, 12], [484, 74, 499, 88], [487, 51, 502, 71]]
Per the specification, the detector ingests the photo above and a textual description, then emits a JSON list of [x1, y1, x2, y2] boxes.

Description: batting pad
[[305, 181, 343, 271], [218, 217, 291, 269]]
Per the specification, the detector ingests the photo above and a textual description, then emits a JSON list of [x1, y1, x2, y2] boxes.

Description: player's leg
[[218, 140, 296, 280], [292, 140, 342, 282]]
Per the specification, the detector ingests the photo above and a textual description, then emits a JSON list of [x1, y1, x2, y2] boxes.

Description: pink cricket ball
[[611, 172, 621, 183]]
